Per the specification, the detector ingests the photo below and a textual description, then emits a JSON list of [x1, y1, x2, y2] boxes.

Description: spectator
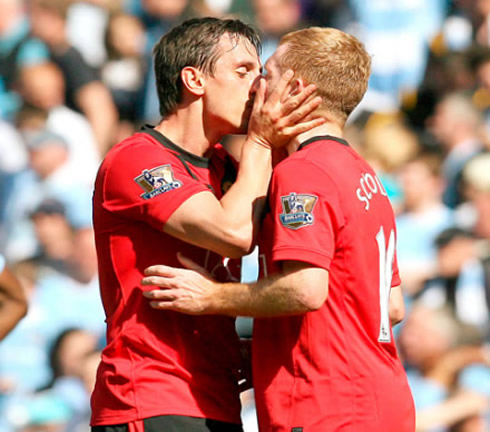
[[0, 120, 28, 246], [348, 0, 448, 113], [28, 0, 118, 154], [0, 0, 49, 119], [101, 11, 146, 138], [2, 131, 92, 261], [252, 0, 304, 62], [399, 303, 489, 431], [420, 227, 489, 338], [396, 151, 454, 296], [18, 61, 101, 186], [460, 152, 490, 240], [427, 91, 485, 208]]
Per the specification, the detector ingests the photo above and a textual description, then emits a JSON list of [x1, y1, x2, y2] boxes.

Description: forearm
[[77, 82, 118, 155], [429, 346, 490, 388], [0, 269, 28, 340], [210, 266, 327, 317], [415, 391, 488, 431], [218, 140, 272, 252]]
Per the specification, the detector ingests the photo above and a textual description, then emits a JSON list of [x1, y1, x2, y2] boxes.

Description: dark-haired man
[[90, 17, 323, 432]]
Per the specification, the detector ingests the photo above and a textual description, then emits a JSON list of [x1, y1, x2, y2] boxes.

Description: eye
[[236, 67, 249, 77]]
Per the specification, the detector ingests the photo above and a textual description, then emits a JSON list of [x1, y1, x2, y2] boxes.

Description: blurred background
[[0, 0, 489, 431]]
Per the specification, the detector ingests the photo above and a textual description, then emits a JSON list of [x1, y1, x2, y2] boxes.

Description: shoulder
[[100, 132, 166, 173]]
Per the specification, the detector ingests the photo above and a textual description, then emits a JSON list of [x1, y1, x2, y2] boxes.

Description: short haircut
[[279, 27, 371, 124], [29, 0, 70, 19], [153, 17, 261, 118]]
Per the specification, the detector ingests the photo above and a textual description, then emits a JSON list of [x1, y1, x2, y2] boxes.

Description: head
[[30, 198, 74, 260], [141, 0, 188, 19], [105, 12, 145, 60], [398, 303, 460, 371], [362, 114, 420, 174], [428, 92, 482, 149], [253, 0, 301, 37], [153, 17, 261, 133], [48, 328, 98, 380], [0, 0, 23, 33], [264, 27, 371, 126], [19, 62, 65, 110], [25, 131, 69, 179], [28, 0, 69, 46], [400, 151, 445, 211], [462, 153, 490, 239], [434, 227, 477, 277]]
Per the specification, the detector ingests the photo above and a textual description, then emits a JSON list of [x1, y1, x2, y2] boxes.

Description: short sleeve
[[100, 141, 210, 231], [17, 38, 49, 66], [269, 159, 345, 270]]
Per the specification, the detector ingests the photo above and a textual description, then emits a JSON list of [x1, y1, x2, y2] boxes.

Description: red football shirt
[[91, 126, 243, 426], [253, 136, 415, 431]]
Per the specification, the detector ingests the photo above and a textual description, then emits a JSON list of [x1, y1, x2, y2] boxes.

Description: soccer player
[[142, 27, 416, 431], [90, 17, 324, 432]]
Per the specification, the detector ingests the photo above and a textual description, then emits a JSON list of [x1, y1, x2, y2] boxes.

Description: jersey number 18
[[376, 227, 395, 343]]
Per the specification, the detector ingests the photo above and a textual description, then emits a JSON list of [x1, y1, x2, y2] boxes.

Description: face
[[400, 161, 440, 210], [202, 34, 261, 136], [28, 2, 60, 43], [263, 43, 289, 98], [21, 64, 65, 109], [398, 306, 451, 368]]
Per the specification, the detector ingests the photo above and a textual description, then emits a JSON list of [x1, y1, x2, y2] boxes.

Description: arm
[[142, 256, 329, 317], [415, 390, 488, 431], [389, 285, 405, 326], [427, 345, 490, 389], [162, 73, 324, 258], [76, 81, 119, 155], [0, 261, 28, 340]]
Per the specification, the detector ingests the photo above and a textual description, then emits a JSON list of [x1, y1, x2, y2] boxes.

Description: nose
[[250, 75, 263, 94]]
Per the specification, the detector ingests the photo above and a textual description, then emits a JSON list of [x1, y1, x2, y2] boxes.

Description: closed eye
[[236, 67, 249, 76]]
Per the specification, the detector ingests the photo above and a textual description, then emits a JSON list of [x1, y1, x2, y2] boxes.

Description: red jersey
[[254, 136, 415, 431], [91, 126, 243, 426]]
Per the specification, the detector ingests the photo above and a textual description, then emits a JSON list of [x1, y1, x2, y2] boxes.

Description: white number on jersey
[[376, 227, 395, 343]]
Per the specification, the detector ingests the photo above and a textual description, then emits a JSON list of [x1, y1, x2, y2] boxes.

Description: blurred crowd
[[0, 0, 489, 431]]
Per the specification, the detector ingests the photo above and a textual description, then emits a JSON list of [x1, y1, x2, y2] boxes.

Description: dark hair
[[434, 227, 475, 249], [153, 17, 261, 118]]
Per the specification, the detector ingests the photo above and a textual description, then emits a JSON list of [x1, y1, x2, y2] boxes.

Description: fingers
[[251, 76, 266, 113], [281, 84, 319, 116], [143, 289, 175, 301], [141, 274, 174, 287], [280, 95, 324, 126], [143, 265, 176, 278], [143, 288, 180, 311], [282, 117, 326, 136]]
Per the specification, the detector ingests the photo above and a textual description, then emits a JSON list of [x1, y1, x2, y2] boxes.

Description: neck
[[154, 105, 220, 158], [286, 121, 344, 155]]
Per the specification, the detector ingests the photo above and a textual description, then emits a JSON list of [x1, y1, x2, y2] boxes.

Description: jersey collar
[[141, 124, 211, 168], [298, 135, 349, 151]]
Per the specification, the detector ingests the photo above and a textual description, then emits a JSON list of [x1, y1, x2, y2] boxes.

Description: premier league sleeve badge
[[279, 192, 318, 230], [134, 164, 182, 199]]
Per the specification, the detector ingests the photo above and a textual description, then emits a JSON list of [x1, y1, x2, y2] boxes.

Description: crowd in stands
[[0, 0, 489, 431]]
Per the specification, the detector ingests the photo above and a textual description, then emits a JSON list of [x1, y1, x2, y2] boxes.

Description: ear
[[289, 78, 305, 96], [181, 66, 205, 96]]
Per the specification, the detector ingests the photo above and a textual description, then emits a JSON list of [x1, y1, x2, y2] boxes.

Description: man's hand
[[247, 69, 325, 149], [142, 254, 219, 315]]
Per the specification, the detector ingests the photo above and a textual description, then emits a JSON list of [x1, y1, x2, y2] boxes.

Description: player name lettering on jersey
[[356, 172, 387, 211]]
